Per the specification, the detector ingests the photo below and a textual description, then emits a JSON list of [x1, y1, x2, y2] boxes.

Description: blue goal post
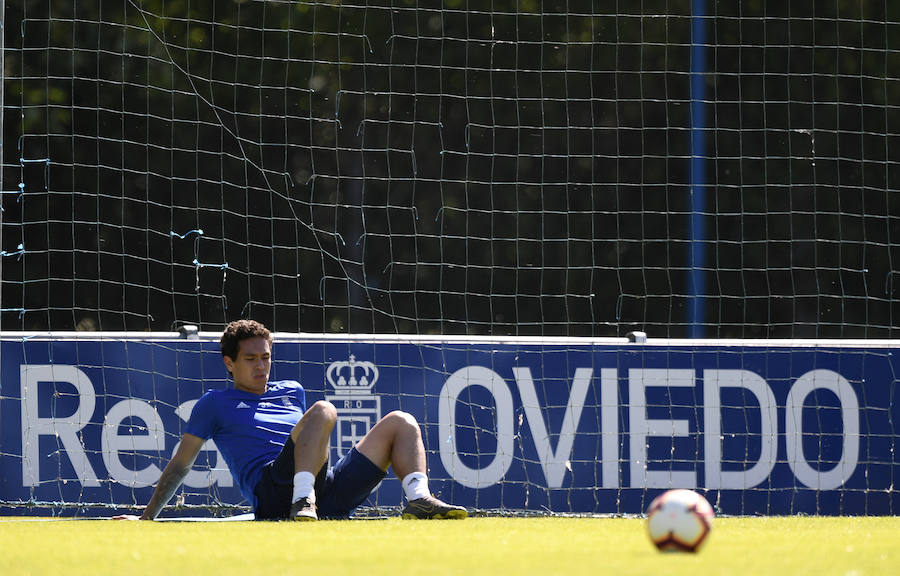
[[1, 332, 896, 517]]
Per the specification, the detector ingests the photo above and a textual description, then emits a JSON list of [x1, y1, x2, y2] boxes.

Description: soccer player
[[116, 319, 466, 521]]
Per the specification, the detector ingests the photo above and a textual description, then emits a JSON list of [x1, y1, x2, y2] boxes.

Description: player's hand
[[111, 514, 142, 520]]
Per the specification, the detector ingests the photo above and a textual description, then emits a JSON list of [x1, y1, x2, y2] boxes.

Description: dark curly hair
[[219, 320, 273, 361]]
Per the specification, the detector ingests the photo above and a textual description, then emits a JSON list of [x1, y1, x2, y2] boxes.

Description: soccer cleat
[[401, 495, 467, 520], [289, 497, 318, 521]]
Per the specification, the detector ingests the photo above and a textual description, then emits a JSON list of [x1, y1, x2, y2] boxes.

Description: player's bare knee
[[385, 410, 420, 435], [309, 400, 338, 424]]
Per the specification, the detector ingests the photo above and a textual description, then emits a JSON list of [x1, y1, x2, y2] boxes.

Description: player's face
[[226, 336, 271, 394]]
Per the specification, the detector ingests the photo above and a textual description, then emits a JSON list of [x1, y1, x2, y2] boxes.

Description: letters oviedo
[[18, 360, 862, 494], [438, 366, 859, 491]]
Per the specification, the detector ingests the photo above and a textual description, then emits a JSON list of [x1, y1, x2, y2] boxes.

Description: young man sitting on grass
[[116, 319, 466, 521]]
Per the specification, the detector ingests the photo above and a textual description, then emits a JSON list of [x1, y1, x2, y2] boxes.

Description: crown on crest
[[326, 355, 379, 394]]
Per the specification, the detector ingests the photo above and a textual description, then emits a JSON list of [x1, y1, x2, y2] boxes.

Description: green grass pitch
[[2, 516, 896, 575]]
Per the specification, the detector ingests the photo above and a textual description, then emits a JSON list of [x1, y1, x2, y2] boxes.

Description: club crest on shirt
[[325, 355, 381, 458]]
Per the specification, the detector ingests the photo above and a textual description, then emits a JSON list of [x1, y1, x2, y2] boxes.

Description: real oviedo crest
[[325, 355, 381, 458]]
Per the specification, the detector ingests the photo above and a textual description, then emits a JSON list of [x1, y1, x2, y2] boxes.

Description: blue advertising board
[[1, 334, 897, 516]]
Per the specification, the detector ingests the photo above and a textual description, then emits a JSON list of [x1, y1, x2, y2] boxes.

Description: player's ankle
[[401, 471, 430, 501]]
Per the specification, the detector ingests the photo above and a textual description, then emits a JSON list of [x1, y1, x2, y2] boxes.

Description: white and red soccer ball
[[646, 489, 715, 552]]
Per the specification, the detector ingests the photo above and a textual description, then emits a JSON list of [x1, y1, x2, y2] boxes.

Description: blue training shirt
[[184, 380, 307, 508]]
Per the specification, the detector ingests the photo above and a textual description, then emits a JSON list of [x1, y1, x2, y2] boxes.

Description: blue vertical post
[[688, 0, 707, 338]]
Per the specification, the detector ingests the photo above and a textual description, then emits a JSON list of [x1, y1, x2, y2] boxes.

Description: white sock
[[292, 471, 316, 504], [401, 471, 430, 501]]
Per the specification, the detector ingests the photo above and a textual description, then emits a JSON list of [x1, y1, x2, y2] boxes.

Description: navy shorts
[[253, 437, 386, 520]]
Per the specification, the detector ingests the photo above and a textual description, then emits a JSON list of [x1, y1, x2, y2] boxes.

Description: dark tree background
[[1, 0, 898, 337]]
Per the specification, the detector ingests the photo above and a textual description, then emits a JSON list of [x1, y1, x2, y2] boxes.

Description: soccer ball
[[646, 489, 714, 552]]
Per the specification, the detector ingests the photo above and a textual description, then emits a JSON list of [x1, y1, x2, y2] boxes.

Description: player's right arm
[[114, 433, 206, 520]]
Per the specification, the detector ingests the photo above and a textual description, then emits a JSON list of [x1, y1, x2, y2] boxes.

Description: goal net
[[0, 1, 897, 517]]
